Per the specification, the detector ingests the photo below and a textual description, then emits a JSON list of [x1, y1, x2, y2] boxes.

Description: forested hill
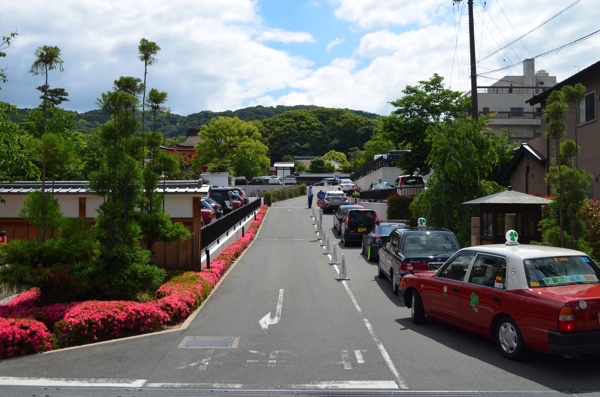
[[68, 105, 379, 138]]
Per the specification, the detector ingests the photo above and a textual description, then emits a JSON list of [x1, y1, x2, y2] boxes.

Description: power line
[[480, 0, 581, 62], [478, 29, 600, 76]]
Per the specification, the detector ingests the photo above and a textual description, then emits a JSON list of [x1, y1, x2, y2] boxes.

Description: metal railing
[[200, 198, 262, 250]]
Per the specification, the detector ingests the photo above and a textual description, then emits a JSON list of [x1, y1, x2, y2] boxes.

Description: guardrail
[[200, 198, 262, 250]]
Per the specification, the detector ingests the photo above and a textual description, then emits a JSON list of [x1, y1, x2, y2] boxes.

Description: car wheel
[[411, 291, 426, 324], [391, 270, 398, 295], [378, 261, 385, 279], [495, 316, 526, 360]]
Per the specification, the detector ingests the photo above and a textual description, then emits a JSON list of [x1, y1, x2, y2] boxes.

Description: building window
[[578, 91, 596, 125], [510, 107, 524, 117]]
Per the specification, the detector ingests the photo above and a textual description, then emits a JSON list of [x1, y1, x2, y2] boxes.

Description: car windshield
[[401, 233, 460, 255], [524, 256, 600, 288], [378, 224, 403, 235]]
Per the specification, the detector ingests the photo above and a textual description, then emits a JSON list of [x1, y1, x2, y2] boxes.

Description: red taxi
[[400, 230, 600, 360]]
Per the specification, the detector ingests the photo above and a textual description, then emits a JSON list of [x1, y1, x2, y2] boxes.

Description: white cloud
[[1, 0, 599, 118], [326, 38, 345, 51]]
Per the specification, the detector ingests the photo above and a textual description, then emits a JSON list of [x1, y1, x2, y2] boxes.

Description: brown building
[[506, 60, 600, 200]]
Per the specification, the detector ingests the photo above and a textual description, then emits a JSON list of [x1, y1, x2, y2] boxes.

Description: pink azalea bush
[[0, 205, 268, 359]]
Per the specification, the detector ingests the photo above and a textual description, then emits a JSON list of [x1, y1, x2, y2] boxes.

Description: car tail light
[[558, 306, 576, 332], [402, 261, 428, 272], [345, 215, 349, 225], [374, 236, 382, 244]]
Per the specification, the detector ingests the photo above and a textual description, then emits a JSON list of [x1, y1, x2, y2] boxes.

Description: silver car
[[321, 190, 349, 213]]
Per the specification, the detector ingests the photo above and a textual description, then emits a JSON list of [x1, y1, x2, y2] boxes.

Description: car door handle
[[492, 296, 501, 303], [452, 287, 459, 293]]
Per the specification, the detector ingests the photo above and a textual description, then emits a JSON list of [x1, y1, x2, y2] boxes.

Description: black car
[[378, 226, 461, 295], [249, 177, 264, 185], [361, 221, 409, 262], [234, 177, 248, 185], [204, 197, 223, 218], [333, 204, 364, 235], [209, 187, 236, 214], [340, 208, 378, 247]]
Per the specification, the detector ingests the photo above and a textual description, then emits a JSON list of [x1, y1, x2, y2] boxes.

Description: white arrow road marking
[[259, 288, 284, 333]]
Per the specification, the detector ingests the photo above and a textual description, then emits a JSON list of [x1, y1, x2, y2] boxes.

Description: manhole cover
[[179, 336, 240, 349]]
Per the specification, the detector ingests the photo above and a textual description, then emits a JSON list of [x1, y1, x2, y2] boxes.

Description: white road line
[[355, 349, 365, 364], [341, 350, 352, 369], [0, 377, 146, 388], [339, 277, 408, 390]]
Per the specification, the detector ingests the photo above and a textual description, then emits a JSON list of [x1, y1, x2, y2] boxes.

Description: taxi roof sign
[[505, 230, 519, 245], [417, 217, 426, 228]]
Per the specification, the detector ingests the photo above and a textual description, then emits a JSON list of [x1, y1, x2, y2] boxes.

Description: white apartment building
[[478, 58, 556, 143]]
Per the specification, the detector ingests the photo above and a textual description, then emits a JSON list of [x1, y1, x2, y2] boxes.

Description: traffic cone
[[336, 253, 350, 280], [329, 245, 338, 265]]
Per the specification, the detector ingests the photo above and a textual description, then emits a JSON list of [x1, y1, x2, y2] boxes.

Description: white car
[[283, 175, 297, 184], [339, 179, 354, 193], [268, 176, 283, 185]]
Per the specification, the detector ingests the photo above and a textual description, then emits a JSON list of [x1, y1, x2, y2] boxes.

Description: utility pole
[[454, 0, 479, 119]]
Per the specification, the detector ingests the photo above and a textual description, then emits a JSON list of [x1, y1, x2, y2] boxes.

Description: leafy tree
[[138, 38, 161, 132], [0, 102, 37, 192], [323, 150, 350, 171], [192, 116, 270, 177], [580, 199, 600, 261], [410, 115, 506, 244], [0, 32, 18, 86], [539, 140, 592, 250], [309, 157, 334, 173], [378, 74, 470, 176], [360, 131, 395, 168], [147, 88, 168, 132], [29, 45, 65, 242]]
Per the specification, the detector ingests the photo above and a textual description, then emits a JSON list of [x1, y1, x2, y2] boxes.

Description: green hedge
[[386, 194, 417, 226], [264, 184, 307, 206]]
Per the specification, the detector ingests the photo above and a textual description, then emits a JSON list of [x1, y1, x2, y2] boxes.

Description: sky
[[0, 0, 599, 117]]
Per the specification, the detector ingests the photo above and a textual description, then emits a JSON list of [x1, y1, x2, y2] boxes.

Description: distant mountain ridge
[[63, 105, 379, 138]]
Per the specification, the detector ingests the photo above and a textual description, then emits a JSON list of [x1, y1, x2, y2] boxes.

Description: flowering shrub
[[52, 300, 170, 348], [0, 317, 53, 359], [0, 205, 268, 357]]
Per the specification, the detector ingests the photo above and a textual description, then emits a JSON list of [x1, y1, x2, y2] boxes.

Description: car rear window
[[402, 233, 460, 254], [348, 210, 377, 224], [524, 256, 600, 288]]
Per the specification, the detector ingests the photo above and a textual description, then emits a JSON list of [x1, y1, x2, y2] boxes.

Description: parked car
[[230, 187, 249, 204], [209, 187, 235, 214], [204, 197, 223, 219], [250, 177, 264, 185], [200, 199, 215, 225], [283, 175, 297, 185], [231, 193, 244, 209], [321, 190, 349, 213], [234, 177, 248, 185], [316, 178, 340, 187], [339, 179, 354, 194], [368, 181, 394, 190], [268, 176, 283, 185], [378, 223, 461, 295], [401, 231, 600, 360], [361, 221, 409, 262], [340, 208, 379, 247], [394, 175, 425, 196], [333, 204, 364, 235]]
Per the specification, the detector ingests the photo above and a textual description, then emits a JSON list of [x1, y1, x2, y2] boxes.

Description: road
[[1, 196, 600, 396]]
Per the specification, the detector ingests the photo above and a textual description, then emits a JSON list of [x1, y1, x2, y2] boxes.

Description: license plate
[[358, 227, 366, 232]]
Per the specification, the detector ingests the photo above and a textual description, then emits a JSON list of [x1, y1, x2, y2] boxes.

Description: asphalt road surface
[[1, 196, 600, 397]]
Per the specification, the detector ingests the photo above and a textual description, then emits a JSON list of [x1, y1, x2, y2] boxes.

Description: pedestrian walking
[[307, 185, 314, 208]]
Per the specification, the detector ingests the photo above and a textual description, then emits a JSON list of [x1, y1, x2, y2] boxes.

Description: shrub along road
[[0, 196, 599, 396]]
